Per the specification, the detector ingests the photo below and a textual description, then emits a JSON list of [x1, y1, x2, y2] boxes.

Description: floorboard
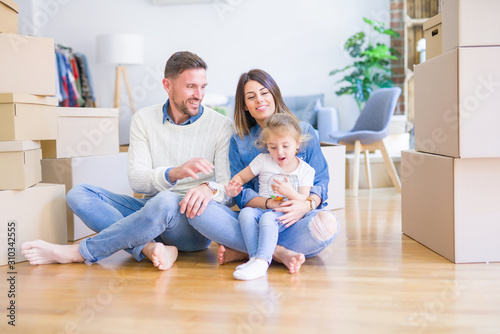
[[1, 188, 500, 333]]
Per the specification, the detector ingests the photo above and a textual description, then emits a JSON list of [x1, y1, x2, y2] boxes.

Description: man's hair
[[233, 69, 297, 138], [164, 51, 207, 79]]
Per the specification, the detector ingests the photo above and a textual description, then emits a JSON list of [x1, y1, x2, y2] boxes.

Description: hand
[[179, 184, 214, 219], [169, 158, 214, 183], [224, 180, 243, 198], [273, 199, 309, 228], [271, 176, 296, 200]]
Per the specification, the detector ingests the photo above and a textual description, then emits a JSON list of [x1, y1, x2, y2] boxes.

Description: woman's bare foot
[[273, 245, 305, 274], [217, 245, 248, 265], [142, 242, 178, 271], [20, 240, 85, 265]]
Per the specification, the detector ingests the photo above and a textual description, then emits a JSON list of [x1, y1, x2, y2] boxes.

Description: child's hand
[[224, 180, 243, 197], [271, 176, 296, 199]]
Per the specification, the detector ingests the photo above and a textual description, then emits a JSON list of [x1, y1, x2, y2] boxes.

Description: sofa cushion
[[294, 98, 321, 128]]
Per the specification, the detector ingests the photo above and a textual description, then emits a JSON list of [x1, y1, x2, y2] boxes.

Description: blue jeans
[[239, 208, 287, 263], [67, 184, 211, 263], [188, 201, 338, 258]]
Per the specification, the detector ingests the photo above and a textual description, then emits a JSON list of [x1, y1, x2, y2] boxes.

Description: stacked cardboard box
[[0, 3, 67, 266], [0, 3, 130, 265], [401, 0, 500, 263]]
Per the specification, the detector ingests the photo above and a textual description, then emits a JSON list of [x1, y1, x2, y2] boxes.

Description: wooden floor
[[2, 188, 500, 334]]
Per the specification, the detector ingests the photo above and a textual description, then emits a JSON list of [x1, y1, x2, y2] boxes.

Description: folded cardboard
[[423, 13, 442, 60], [0, 33, 55, 95], [0, 103, 58, 141], [401, 150, 500, 263], [0, 92, 59, 106], [0, 0, 19, 33], [442, 0, 500, 52], [41, 107, 119, 159], [0, 183, 67, 266], [0, 140, 42, 190], [414, 46, 500, 158], [320, 143, 345, 210], [41, 153, 134, 241]]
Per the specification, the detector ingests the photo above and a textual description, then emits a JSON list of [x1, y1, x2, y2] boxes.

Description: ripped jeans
[[188, 201, 339, 258]]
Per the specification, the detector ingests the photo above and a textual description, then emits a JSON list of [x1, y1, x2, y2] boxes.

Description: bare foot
[[20, 240, 85, 265], [217, 245, 248, 265], [142, 242, 178, 271], [273, 245, 305, 274]]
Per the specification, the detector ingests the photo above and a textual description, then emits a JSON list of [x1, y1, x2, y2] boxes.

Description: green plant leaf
[[331, 17, 399, 109], [329, 65, 353, 76]]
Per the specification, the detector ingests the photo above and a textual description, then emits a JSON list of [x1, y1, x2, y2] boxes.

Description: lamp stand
[[113, 66, 136, 113]]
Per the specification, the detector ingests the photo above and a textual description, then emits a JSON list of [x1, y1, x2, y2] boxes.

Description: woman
[[188, 69, 339, 273]]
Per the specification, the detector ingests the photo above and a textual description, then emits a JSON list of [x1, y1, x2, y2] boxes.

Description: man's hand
[[224, 180, 243, 198], [169, 158, 214, 183], [273, 200, 309, 228], [179, 184, 214, 219]]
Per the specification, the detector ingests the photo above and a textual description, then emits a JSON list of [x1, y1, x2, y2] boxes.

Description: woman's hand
[[224, 180, 243, 198], [273, 199, 309, 228]]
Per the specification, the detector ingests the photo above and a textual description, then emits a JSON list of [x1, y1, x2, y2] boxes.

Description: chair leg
[[377, 140, 401, 192], [363, 150, 372, 189], [352, 140, 361, 197]]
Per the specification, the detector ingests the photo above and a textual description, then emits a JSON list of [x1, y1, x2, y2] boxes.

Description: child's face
[[266, 133, 300, 169]]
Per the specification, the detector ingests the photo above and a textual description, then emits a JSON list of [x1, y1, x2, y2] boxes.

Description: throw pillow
[[294, 98, 321, 128]]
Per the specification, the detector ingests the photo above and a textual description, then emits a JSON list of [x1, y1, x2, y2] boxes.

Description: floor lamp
[[96, 33, 144, 113]]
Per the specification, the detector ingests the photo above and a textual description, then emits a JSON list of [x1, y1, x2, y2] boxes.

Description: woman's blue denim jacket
[[229, 122, 330, 209]]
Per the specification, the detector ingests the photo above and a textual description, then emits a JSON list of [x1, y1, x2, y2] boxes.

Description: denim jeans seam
[[96, 190, 146, 212]]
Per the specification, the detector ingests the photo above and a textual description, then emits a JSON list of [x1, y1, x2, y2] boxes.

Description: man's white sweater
[[127, 103, 235, 205]]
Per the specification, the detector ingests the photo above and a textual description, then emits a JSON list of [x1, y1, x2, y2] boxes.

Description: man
[[21, 51, 235, 270]]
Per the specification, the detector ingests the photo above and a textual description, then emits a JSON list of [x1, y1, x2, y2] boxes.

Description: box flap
[[0, 93, 58, 106], [57, 107, 119, 118], [1, 0, 19, 13], [0, 140, 41, 152], [423, 13, 442, 31]]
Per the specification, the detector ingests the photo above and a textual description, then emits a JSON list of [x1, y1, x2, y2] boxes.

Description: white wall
[[19, 0, 390, 143]]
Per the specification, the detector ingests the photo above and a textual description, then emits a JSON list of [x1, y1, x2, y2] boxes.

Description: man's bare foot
[[20, 240, 85, 265], [273, 245, 305, 274], [142, 242, 178, 271], [217, 245, 248, 265]]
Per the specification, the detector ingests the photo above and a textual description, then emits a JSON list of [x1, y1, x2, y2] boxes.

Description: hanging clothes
[[55, 44, 96, 107]]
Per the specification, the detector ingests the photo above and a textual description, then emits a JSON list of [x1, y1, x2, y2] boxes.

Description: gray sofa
[[227, 93, 339, 142]]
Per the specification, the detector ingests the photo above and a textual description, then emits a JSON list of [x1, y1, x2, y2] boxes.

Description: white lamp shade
[[96, 33, 144, 65]]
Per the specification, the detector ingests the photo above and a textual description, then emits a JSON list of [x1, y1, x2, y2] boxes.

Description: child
[[225, 113, 315, 280]]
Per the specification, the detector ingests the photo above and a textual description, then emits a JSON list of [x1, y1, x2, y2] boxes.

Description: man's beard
[[172, 98, 199, 117]]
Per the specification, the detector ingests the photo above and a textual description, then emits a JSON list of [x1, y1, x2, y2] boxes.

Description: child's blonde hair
[[257, 113, 311, 150]]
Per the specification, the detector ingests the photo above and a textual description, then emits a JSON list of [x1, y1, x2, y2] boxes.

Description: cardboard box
[[414, 46, 500, 158], [0, 183, 67, 266], [320, 143, 345, 210], [0, 0, 19, 33], [41, 153, 134, 241], [0, 92, 59, 106], [401, 150, 500, 263], [0, 103, 59, 141], [0, 33, 55, 95], [0, 141, 42, 190], [423, 13, 442, 60], [442, 0, 500, 52], [41, 108, 119, 159]]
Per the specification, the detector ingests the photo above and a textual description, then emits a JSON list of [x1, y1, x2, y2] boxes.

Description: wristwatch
[[306, 196, 316, 211], [202, 181, 218, 195]]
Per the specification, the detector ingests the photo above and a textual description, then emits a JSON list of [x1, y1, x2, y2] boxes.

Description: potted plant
[[330, 17, 400, 111]]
